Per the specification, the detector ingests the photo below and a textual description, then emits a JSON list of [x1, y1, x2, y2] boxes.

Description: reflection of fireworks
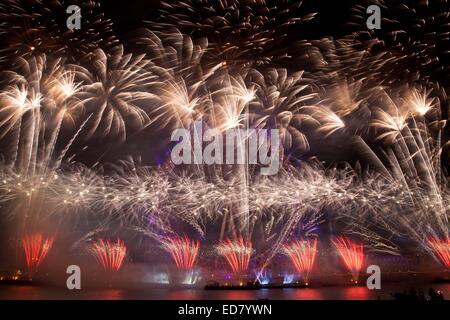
[[428, 237, 450, 269], [332, 236, 364, 283], [22, 233, 54, 279], [217, 237, 252, 274], [163, 236, 200, 270], [282, 239, 317, 284], [91, 239, 127, 272]]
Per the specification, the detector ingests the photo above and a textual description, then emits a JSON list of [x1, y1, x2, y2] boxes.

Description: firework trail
[[248, 68, 316, 154], [350, 0, 450, 86], [162, 236, 200, 270], [428, 237, 450, 269], [73, 46, 159, 142], [0, 0, 118, 65], [217, 237, 252, 274], [282, 238, 317, 285], [332, 236, 364, 283], [0, 55, 92, 174], [155, 0, 316, 68], [133, 28, 224, 131], [22, 233, 54, 280], [91, 239, 127, 272]]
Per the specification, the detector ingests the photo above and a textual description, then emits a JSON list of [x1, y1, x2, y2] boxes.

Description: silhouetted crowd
[[391, 288, 445, 301]]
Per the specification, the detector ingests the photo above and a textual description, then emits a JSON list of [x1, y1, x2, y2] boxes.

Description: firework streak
[[163, 236, 200, 270], [22, 233, 54, 279], [428, 237, 450, 269], [217, 238, 253, 274], [332, 236, 364, 283], [91, 239, 127, 272], [282, 239, 317, 284]]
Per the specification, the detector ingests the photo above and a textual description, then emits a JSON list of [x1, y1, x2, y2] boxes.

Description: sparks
[[22, 233, 54, 280], [282, 239, 317, 285], [428, 237, 450, 269], [217, 237, 252, 274], [91, 239, 127, 272], [332, 236, 364, 283], [163, 236, 200, 270]]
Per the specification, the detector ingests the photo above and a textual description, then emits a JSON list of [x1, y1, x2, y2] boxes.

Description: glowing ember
[[332, 236, 364, 283], [283, 239, 317, 284], [163, 236, 200, 270], [217, 237, 252, 274], [428, 237, 450, 269], [22, 233, 54, 279], [91, 239, 127, 272]]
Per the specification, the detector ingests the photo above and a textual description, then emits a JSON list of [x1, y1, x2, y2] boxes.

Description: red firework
[[428, 237, 450, 269], [217, 237, 252, 274], [22, 233, 54, 279], [332, 236, 364, 283], [92, 239, 127, 272], [283, 239, 317, 284], [164, 236, 200, 270]]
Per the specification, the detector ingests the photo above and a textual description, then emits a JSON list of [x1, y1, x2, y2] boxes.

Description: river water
[[1, 282, 449, 300]]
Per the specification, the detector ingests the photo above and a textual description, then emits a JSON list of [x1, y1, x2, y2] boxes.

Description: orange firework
[[217, 237, 252, 274], [332, 236, 364, 283], [282, 239, 317, 285], [164, 236, 200, 270], [428, 237, 450, 269], [22, 233, 54, 280], [92, 239, 127, 272]]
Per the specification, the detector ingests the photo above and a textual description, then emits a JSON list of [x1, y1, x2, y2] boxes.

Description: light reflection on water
[[1, 283, 449, 300]]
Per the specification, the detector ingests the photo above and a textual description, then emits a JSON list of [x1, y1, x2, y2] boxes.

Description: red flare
[[332, 236, 364, 282], [22, 233, 54, 279], [283, 239, 317, 284], [428, 237, 450, 269], [218, 237, 252, 274], [92, 239, 127, 272], [164, 236, 200, 270]]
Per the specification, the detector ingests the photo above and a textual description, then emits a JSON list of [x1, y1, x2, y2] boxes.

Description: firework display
[[0, 0, 448, 298]]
